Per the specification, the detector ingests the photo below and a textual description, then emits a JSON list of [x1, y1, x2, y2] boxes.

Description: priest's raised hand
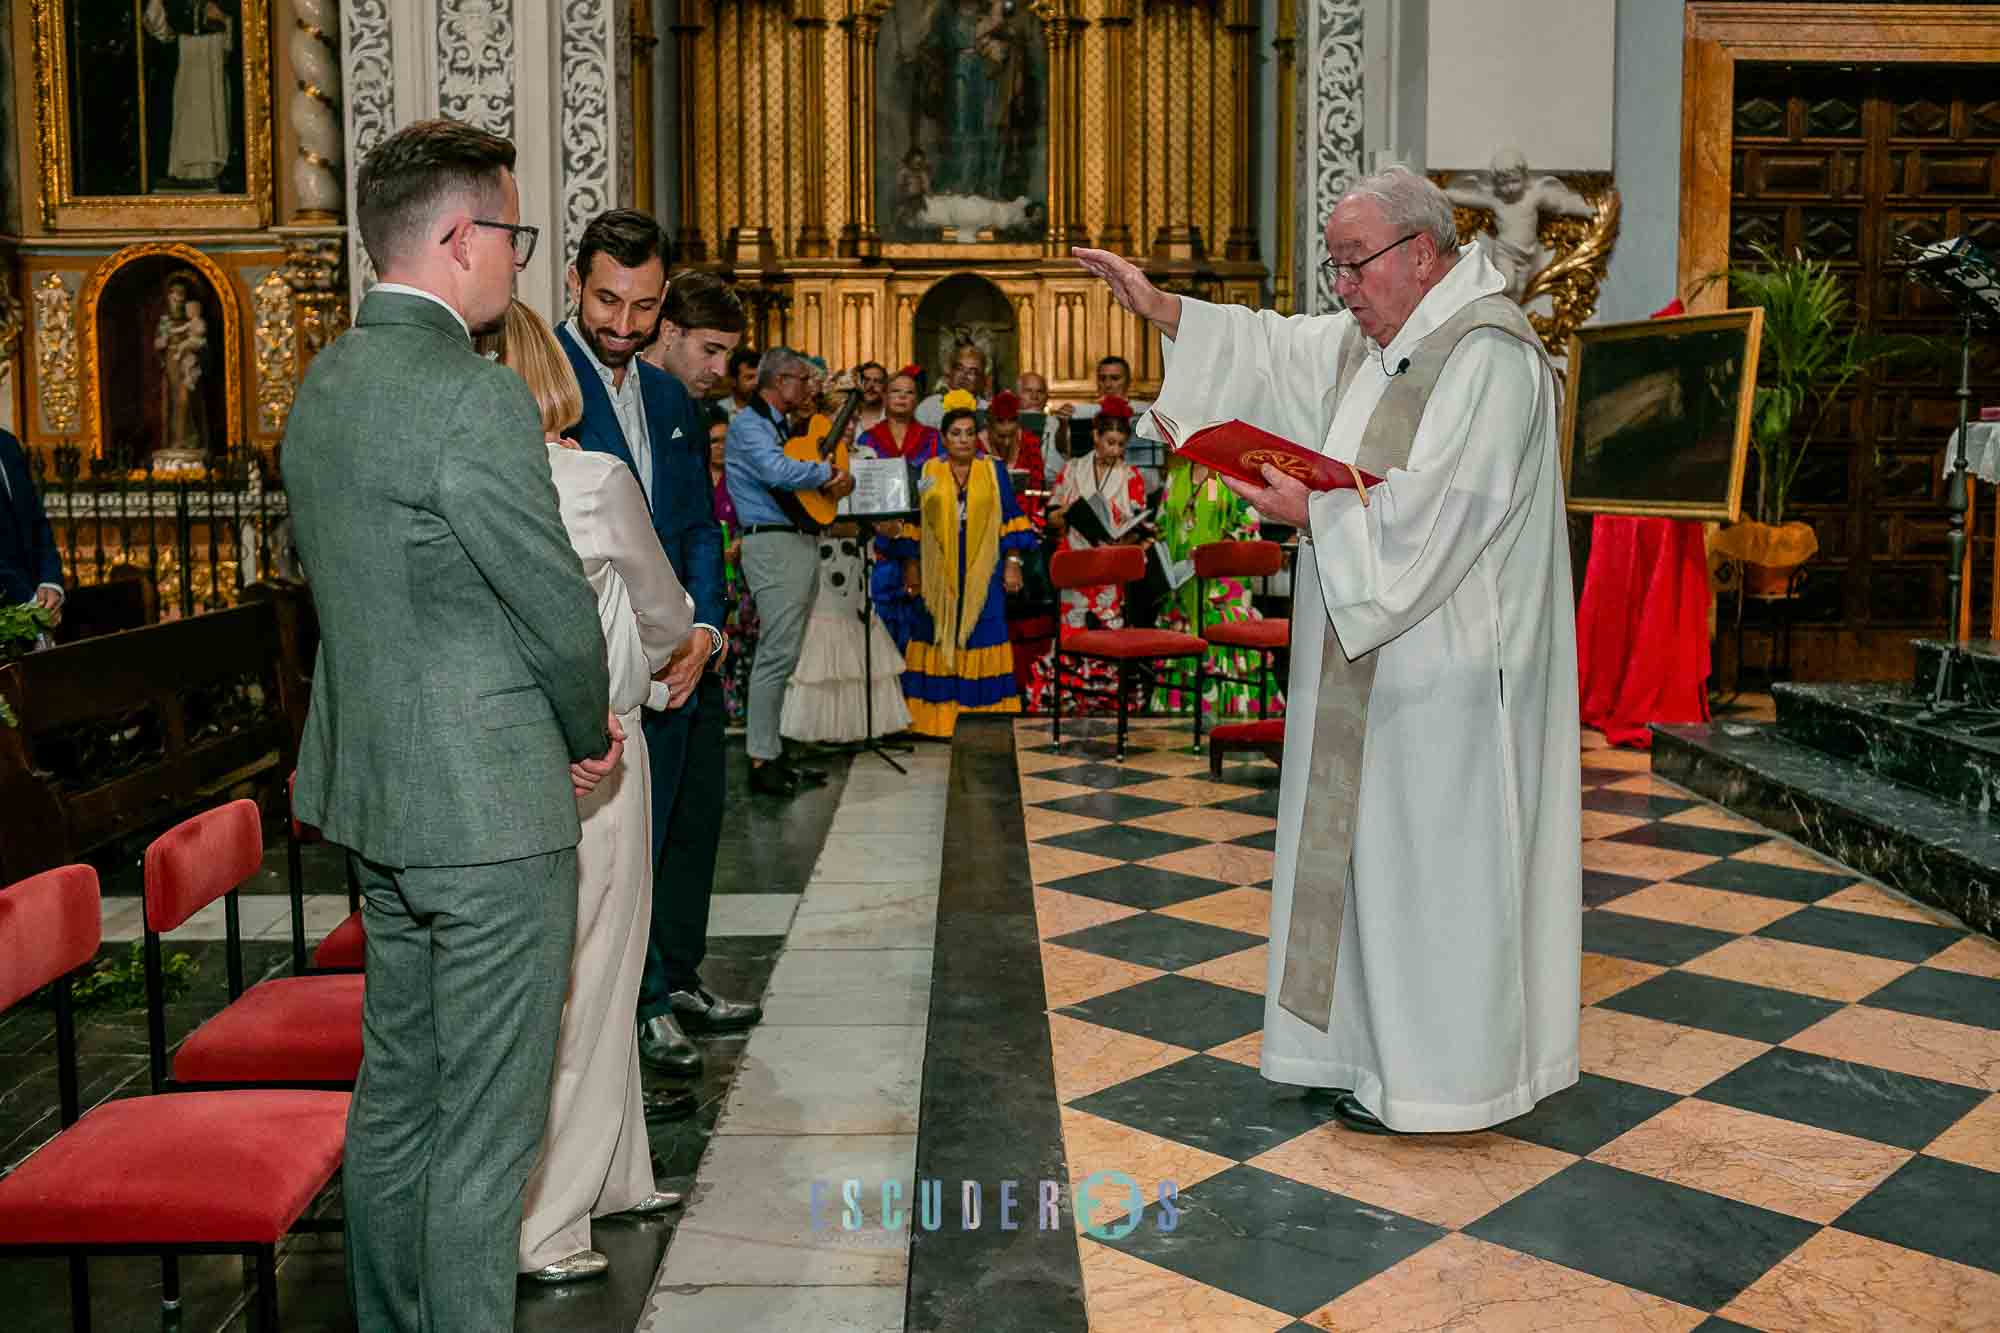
[[1072, 247, 1182, 339]]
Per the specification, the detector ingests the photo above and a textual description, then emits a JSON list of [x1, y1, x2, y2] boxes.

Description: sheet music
[[840, 456, 914, 517]]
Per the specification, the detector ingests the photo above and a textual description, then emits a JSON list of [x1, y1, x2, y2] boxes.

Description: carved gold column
[[633, 0, 658, 216], [1038, 2, 1089, 257], [1098, 0, 1135, 253], [1272, 0, 1297, 311], [671, 0, 709, 261], [839, 2, 888, 259], [1151, 1, 1201, 262], [289, 0, 342, 223], [1223, 0, 1256, 262], [794, 4, 831, 257]]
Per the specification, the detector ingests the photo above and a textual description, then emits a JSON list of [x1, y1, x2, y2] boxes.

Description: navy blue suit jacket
[[556, 324, 725, 704], [0, 430, 62, 605]]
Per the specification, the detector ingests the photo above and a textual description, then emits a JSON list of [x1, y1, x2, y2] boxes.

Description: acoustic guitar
[[776, 387, 866, 532]]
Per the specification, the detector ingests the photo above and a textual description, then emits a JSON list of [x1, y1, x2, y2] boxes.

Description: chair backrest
[[144, 798, 265, 934], [0, 864, 101, 1013], [1194, 539, 1285, 581], [1051, 545, 1145, 590]]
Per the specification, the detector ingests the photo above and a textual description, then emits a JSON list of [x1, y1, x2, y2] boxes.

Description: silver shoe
[[616, 1189, 686, 1216], [525, 1250, 609, 1283]]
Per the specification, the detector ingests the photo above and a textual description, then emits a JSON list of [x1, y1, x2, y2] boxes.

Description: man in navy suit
[[557, 212, 761, 1079], [0, 429, 65, 626]]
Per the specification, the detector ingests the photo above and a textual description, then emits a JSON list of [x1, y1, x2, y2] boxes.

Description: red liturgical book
[[1150, 412, 1382, 494]]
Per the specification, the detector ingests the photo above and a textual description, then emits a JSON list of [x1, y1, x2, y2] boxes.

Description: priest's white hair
[[1339, 165, 1457, 251]]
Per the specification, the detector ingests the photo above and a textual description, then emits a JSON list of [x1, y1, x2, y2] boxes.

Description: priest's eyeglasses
[[1321, 233, 1420, 285], [470, 219, 540, 270]]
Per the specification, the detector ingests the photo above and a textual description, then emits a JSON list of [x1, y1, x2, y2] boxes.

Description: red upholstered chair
[[146, 800, 364, 1092], [1049, 546, 1207, 760], [0, 863, 349, 1332], [1190, 540, 1293, 745], [285, 772, 365, 974], [1208, 717, 1287, 778]]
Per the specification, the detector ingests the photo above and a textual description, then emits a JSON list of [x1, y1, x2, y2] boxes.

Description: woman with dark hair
[[863, 368, 946, 464], [890, 394, 1035, 736]]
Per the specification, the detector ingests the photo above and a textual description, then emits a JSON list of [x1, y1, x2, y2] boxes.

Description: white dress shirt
[[566, 318, 654, 509]]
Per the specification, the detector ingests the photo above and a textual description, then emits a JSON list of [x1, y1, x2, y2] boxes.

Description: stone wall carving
[[343, 0, 396, 293], [559, 0, 618, 287], [1296, 0, 1364, 314], [32, 272, 79, 436], [439, 0, 516, 138]]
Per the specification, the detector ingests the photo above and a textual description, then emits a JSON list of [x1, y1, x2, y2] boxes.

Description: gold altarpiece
[[661, 0, 1270, 395]]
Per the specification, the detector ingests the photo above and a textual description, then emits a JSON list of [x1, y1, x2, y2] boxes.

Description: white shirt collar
[[1379, 243, 1506, 365], [370, 282, 470, 338]]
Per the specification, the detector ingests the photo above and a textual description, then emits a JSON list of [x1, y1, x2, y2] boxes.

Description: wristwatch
[[701, 624, 725, 658]]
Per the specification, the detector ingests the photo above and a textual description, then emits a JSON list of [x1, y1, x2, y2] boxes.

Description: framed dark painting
[[30, 0, 272, 230], [1561, 309, 1764, 522]]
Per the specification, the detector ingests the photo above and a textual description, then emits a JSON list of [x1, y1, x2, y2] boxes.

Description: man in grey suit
[[285, 119, 621, 1333]]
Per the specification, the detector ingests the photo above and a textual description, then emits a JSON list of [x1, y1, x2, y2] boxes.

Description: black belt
[[742, 524, 798, 536]]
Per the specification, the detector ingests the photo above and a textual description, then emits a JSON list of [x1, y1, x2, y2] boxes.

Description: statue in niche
[[155, 273, 211, 465], [1444, 149, 1597, 304]]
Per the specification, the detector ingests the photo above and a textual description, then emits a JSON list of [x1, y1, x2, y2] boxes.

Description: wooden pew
[[0, 593, 311, 885]]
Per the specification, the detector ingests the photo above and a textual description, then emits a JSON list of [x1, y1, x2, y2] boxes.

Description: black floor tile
[[1034, 762, 1164, 791], [1754, 907, 1963, 964], [1230, 829, 1278, 852], [1041, 863, 1234, 910], [1211, 789, 1281, 819], [1581, 790, 1695, 819], [1859, 966, 2000, 1032], [1465, 1160, 1819, 1312], [1210, 762, 1280, 787], [1040, 823, 1208, 864], [1694, 1047, 1989, 1151], [1068, 1057, 1337, 1162], [1493, 1073, 1682, 1157], [1673, 859, 1853, 904], [1581, 912, 1735, 967], [1092, 1165, 1445, 1317], [1836, 1155, 2000, 1274], [1694, 1319, 1767, 1333], [1049, 914, 1265, 972], [1026, 738, 1154, 760], [1608, 823, 1772, 857], [1596, 971, 1844, 1044], [1032, 791, 1181, 823], [1058, 977, 1265, 1052], [1583, 870, 1652, 908]]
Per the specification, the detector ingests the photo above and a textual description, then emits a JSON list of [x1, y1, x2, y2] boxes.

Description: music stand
[[836, 458, 921, 772], [1888, 235, 2000, 728]]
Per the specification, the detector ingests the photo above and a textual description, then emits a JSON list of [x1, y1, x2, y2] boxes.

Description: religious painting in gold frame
[[1560, 308, 1763, 522], [29, 0, 273, 231]]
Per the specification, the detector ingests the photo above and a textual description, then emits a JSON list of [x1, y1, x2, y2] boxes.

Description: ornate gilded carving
[[291, 0, 344, 222], [33, 273, 80, 436], [254, 271, 299, 435], [78, 244, 244, 457], [29, 0, 275, 231], [281, 236, 352, 361], [1272, 0, 1298, 310], [1440, 172, 1621, 356], [0, 270, 23, 366]]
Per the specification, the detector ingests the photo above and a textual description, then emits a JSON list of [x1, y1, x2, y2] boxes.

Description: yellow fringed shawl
[[919, 457, 1001, 667]]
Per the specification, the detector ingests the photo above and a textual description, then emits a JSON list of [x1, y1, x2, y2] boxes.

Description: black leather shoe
[[637, 1014, 702, 1077], [669, 986, 763, 1035], [748, 762, 801, 796], [782, 758, 829, 786], [642, 1087, 698, 1120], [1330, 1092, 1399, 1135]]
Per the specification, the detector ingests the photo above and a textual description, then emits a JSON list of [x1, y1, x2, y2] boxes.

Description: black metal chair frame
[[1189, 565, 1284, 748], [283, 827, 362, 976]]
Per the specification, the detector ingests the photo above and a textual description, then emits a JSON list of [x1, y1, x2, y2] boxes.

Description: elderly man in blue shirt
[[725, 346, 853, 796]]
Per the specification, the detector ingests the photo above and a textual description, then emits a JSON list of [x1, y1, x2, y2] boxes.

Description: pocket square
[[671, 427, 685, 440]]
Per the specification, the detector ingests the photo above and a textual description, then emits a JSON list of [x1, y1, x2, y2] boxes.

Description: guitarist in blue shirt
[[556, 212, 760, 1081]]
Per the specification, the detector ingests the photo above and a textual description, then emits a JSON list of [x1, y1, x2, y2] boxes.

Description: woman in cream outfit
[[488, 301, 697, 1282]]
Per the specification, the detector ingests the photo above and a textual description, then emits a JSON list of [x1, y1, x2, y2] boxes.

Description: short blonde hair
[[489, 299, 582, 438]]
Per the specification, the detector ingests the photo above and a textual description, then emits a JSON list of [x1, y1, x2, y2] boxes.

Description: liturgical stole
[[1279, 293, 1551, 1031]]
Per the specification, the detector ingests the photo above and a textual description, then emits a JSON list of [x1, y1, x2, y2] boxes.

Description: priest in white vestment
[[1076, 165, 1581, 1133]]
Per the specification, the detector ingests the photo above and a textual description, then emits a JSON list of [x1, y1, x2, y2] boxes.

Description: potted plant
[[1704, 245, 1923, 596], [0, 602, 53, 728]]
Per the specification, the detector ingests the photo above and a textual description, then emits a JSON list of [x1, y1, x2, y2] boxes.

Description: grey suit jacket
[[286, 290, 610, 867]]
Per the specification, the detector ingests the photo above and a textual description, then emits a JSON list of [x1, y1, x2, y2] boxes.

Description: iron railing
[[25, 447, 293, 623]]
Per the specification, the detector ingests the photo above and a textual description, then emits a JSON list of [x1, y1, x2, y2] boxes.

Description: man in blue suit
[[0, 429, 65, 626], [556, 211, 762, 1080]]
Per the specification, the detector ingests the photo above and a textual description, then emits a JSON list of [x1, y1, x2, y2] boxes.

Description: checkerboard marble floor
[[1012, 717, 2000, 1332]]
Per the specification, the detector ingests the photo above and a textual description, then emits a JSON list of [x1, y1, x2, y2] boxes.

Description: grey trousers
[[344, 848, 576, 1333], [741, 529, 820, 762]]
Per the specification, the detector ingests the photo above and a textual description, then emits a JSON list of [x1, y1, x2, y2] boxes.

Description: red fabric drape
[[1576, 515, 1713, 747]]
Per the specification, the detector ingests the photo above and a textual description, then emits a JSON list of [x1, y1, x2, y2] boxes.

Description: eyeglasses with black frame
[[1321, 232, 1422, 285], [469, 219, 540, 270]]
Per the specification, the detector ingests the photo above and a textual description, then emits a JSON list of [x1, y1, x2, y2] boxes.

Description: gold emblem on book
[[1240, 447, 1314, 480]]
